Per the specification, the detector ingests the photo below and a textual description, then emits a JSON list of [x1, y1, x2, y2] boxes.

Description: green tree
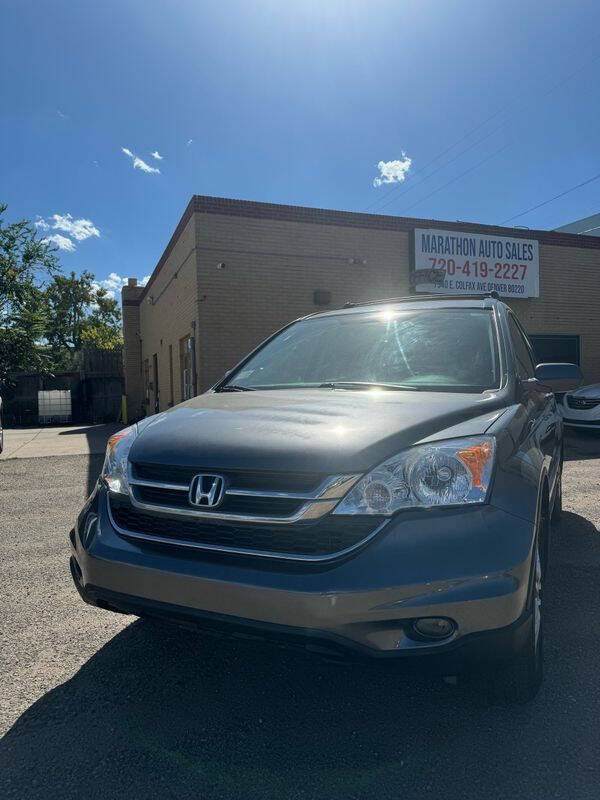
[[0, 204, 60, 386], [44, 271, 122, 368]]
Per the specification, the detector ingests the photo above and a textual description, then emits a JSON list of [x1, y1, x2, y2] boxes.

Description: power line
[[400, 144, 510, 215], [364, 108, 505, 211], [501, 170, 600, 224], [366, 35, 600, 215], [371, 121, 509, 214]]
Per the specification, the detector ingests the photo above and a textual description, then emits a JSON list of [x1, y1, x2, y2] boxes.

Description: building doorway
[[152, 353, 160, 413]]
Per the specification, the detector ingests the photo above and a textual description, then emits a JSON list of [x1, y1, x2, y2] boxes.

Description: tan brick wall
[[136, 214, 199, 415], [194, 212, 411, 390], [506, 243, 600, 382], [194, 217, 600, 390], [128, 201, 600, 407]]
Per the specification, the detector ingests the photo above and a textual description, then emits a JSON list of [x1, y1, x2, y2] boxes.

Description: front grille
[[134, 484, 303, 517], [109, 495, 385, 558], [567, 396, 600, 411], [131, 462, 324, 493]]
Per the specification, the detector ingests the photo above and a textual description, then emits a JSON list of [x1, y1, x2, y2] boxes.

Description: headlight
[[102, 424, 137, 494], [333, 436, 495, 516]]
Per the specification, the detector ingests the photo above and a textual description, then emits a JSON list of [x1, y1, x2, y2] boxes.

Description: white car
[[560, 383, 600, 430]]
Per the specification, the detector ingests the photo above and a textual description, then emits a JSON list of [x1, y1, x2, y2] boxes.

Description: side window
[[508, 315, 536, 379]]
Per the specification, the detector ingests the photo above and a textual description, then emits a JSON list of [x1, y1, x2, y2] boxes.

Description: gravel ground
[[0, 431, 599, 799]]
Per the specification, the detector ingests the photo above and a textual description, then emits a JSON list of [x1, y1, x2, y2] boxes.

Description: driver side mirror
[[534, 362, 583, 393]]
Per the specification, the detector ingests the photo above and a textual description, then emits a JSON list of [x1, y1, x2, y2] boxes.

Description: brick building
[[122, 195, 600, 419]]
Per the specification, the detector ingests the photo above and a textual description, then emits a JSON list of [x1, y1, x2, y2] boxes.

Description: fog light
[[412, 617, 455, 640]]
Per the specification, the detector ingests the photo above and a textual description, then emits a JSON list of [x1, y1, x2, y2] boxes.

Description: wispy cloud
[[373, 153, 412, 187], [134, 156, 160, 174], [93, 272, 150, 299], [121, 146, 161, 174], [44, 233, 76, 252], [35, 216, 50, 231], [51, 213, 100, 241], [57, 110, 68, 119], [151, 150, 163, 160]]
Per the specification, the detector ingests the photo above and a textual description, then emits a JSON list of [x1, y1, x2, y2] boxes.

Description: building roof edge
[[136, 194, 600, 304]]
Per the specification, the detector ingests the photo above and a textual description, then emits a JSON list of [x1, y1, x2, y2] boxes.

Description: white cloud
[[93, 272, 151, 299], [186, 138, 193, 146], [133, 156, 160, 174], [43, 233, 76, 252], [51, 213, 100, 241], [121, 146, 161, 174], [35, 216, 49, 231], [373, 153, 412, 187], [99, 272, 128, 293], [151, 150, 163, 160]]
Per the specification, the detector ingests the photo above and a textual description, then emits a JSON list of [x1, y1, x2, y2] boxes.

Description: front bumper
[[70, 486, 535, 664], [560, 401, 600, 428], [562, 417, 600, 429]]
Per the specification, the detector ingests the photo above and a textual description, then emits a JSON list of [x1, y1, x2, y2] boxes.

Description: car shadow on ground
[[86, 453, 105, 498], [564, 429, 600, 461], [1, 512, 599, 799]]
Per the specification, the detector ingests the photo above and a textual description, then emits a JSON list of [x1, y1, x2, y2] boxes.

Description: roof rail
[[342, 291, 501, 309]]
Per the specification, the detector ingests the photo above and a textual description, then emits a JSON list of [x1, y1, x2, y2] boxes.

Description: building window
[[152, 353, 160, 413], [530, 335, 580, 366], [143, 359, 150, 406], [168, 344, 174, 407], [179, 335, 195, 401]]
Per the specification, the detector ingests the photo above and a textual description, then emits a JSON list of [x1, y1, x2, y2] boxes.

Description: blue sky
[[2, 0, 600, 295]]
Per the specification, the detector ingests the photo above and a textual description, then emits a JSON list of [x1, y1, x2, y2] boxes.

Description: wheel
[[478, 508, 546, 705], [551, 469, 562, 523]]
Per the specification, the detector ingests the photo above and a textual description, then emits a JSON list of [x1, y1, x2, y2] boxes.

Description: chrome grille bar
[[126, 464, 361, 524]]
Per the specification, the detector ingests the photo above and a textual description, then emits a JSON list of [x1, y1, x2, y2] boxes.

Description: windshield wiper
[[217, 384, 255, 392], [317, 382, 420, 391]]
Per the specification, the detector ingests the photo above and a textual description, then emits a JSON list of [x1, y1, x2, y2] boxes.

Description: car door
[[508, 313, 559, 488]]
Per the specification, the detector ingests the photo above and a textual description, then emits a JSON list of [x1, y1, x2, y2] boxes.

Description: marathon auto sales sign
[[412, 228, 540, 298]]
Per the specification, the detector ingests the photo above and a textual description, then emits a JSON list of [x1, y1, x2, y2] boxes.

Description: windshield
[[222, 308, 500, 392]]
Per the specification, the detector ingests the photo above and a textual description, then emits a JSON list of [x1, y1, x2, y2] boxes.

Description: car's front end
[[70, 395, 534, 674], [70, 299, 550, 698], [560, 384, 600, 430]]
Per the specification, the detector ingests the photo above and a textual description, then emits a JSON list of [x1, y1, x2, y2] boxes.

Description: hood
[[568, 383, 600, 400], [129, 389, 507, 474]]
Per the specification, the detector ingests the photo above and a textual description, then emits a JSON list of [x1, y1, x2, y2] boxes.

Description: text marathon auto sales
[[420, 233, 535, 262]]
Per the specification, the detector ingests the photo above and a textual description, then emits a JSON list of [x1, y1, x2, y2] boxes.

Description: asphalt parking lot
[[0, 429, 599, 799]]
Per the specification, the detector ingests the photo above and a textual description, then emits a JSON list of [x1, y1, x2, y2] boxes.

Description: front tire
[[476, 507, 546, 705], [551, 469, 562, 523], [492, 539, 543, 704]]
